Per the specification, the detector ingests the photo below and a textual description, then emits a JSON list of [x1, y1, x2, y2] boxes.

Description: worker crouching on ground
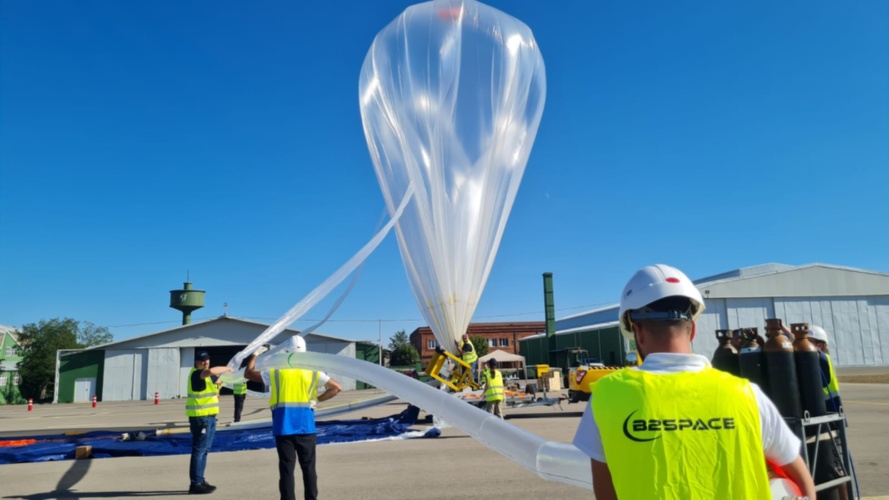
[[483, 358, 505, 419], [572, 264, 816, 500], [244, 335, 342, 500]]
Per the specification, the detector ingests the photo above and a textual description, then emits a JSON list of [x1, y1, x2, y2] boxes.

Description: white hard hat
[[618, 264, 705, 341], [287, 335, 307, 352], [809, 325, 828, 345]]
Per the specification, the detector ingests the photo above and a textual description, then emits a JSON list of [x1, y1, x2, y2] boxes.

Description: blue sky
[[1, 1, 887, 345]]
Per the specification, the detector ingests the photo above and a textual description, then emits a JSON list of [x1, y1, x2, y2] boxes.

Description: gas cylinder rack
[[786, 411, 856, 499]]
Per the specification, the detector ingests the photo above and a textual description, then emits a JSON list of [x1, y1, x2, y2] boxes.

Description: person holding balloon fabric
[[455, 334, 478, 384], [244, 336, 342, 500]]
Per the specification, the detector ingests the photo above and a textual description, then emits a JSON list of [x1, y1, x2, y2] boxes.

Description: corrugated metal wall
[[774, 296, 889, 366], [147, 348, 180, 400], [518, 327, 627, 368], [103, 350, 147, 401], [693, 295, 889, 367]]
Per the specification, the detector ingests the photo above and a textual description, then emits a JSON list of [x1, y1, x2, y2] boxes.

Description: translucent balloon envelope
[[359, 0, 546, 351]]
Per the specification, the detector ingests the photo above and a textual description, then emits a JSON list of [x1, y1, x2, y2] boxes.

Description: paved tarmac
[[0, 384, 886, 499]]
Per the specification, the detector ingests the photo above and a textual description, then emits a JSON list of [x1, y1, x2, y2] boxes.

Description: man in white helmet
[[245, 335, 341, 500], [572, 264, 815, 499], [810, 325, 842, 413], [809, 325, 850, 500]]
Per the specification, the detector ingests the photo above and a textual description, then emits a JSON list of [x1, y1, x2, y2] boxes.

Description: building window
[[499, 338, 509, 347], [426, 339, 437, 350], [0, 374, 6, 386], [13, 374, 21, 385], [5, 347, 16, 357], [487, 338, 496, 347]]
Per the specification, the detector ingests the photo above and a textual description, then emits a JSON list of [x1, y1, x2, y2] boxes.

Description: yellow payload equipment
[[567, 351, 641, 403], [426, 346, 480, 392]]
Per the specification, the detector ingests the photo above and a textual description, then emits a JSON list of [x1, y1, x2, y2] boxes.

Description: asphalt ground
[[0, 384, 886, 499]]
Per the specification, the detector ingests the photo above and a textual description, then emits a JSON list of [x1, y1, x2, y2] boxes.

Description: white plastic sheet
[[360, 0, 546, 352], [255, 350, 592, 489], [226, 185, 414, 371]]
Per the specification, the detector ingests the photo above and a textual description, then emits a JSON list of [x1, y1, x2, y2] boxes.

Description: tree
[[387, 329, 420, 366], [387, 329, 410, 352], [470, 335, 489, 358], [17, 318, 111, 401], [390, 343, 420, 367], [77, 321, 113, 347]]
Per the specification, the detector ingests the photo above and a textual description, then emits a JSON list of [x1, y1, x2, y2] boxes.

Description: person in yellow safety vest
[[232, 381, 247, 423], [186, 351, 233, 495], [245, 335, 342, 500], [809, 325, 842, 413], [455, 333, 478, 383], [483, 358, 505, 419], [480, 366, 492, 385], [809, 324, 850, 500], [572, 264, 816, 500]]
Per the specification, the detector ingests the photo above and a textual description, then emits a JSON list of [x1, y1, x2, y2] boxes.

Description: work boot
[[188, 483, 214, 494], [202, 481, 217, 492]]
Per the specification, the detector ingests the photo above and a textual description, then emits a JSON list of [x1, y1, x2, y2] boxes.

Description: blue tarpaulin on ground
[[0, 405, 437, 465]]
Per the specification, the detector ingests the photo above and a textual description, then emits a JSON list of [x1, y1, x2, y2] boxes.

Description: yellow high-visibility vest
[[186, 368, 219, 417], [485, 370, 504, 402], [269, 368, 319, 435], [823, 353, 840, 405], [233, 382, 247, 396], [460, 342, 478, 364], [590, 367, 770, 499]]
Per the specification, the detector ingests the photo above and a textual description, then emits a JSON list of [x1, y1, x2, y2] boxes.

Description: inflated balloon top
[[359, 0, 546, 352]]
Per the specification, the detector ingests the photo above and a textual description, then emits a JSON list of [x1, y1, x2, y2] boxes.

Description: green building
[[0, 326, 25, 404], [518, 320, 630, 373]]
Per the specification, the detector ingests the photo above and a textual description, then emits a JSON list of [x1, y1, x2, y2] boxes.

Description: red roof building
[[409, 321, 545, 367]]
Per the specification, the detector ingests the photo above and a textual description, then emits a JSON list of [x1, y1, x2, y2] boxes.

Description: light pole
[[378, 319, 383, 366]]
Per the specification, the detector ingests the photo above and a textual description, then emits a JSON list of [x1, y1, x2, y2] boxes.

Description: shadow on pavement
[[2, 459, 186, 499]]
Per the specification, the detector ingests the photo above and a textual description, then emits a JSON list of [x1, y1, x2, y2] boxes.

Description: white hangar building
[[555, 263, 889, 367], [55, 316, 379, 403]]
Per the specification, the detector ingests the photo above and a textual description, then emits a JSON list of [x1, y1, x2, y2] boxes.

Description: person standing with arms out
[[187, 351, 233, 495], [232, 381, 247, 423], [572, 264, 816, 500], [483, 358, 504, 419], [455, 333, 478, 383], [244, 336, 342, 500]]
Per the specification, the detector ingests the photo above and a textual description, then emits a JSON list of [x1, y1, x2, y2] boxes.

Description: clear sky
[[1, 1, 887, 345]]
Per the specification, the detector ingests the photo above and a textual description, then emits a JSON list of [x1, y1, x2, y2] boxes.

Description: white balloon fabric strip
[[227, 184, 415, 370], [254, 350, 592, 489], [360, 0, 546, 353]]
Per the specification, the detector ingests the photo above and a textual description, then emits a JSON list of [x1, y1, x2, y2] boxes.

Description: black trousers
[[275, 434, 317, 500], [233, 395, 245, 422]]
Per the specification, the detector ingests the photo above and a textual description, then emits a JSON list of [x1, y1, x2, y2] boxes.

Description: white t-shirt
[[572, 352, 801, 466], [261, 369, 330, 394]]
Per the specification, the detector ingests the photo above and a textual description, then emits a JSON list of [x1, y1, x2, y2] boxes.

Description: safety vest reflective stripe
[[186, 368, 220, 418], [269, 368, 319, 436], [485, 371, 504, 402], [233, 383, 247, 396], [591, 367, 770, 499], [186, 403, 220, 410], [270, 402, 314, 410]]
